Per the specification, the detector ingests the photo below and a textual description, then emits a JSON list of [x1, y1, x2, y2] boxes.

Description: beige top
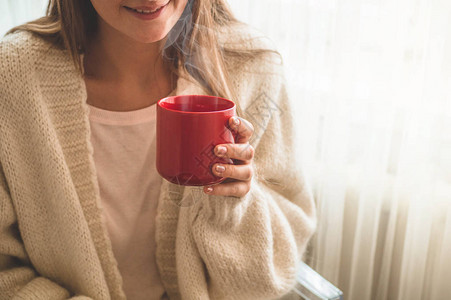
[[87, 102, 164, 300], [0, 27, 317, 300]]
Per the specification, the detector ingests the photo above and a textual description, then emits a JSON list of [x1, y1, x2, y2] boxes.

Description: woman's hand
[[203, 116, 255, 197]]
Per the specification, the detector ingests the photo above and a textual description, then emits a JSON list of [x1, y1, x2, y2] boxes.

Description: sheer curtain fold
[[0, 0, 47, 37], [1, 0, 451, 299], [229, 0, 451, 299]]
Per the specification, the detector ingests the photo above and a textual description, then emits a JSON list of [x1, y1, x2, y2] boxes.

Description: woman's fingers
[[212, 162, 254, 181], [229, 116, 254, 144], [204, 116, 256, 196], [214, 143, 255, 162], [204, 180, 251, 197]]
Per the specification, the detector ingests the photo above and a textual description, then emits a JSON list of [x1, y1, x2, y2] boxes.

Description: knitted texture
[[0, 25, 317, 300]]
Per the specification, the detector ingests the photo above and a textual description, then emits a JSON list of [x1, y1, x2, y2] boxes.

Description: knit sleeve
[[0, 165, 94, 300], [0, 33, 93, 300], [175, 61, 317, 299]]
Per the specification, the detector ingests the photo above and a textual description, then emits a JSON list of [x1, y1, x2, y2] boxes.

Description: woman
[[0, 0, 317, 299]]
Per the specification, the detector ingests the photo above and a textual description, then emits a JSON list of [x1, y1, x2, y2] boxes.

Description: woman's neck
[[82, 18, 176, 111], [83, 18, 171, 87]]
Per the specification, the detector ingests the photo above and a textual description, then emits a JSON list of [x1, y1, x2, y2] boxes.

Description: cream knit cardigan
[[0, 26, 316, 300]]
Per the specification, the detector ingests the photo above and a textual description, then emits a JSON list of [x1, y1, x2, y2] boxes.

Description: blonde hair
[[7, 0, 280, 118]]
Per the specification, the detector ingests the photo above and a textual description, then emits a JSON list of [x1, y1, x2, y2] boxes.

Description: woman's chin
[[128, 31, 168, 44]]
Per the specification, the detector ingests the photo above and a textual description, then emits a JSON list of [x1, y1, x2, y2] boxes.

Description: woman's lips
[[125, 1, 170, 13], [123, 1, 170, 20]]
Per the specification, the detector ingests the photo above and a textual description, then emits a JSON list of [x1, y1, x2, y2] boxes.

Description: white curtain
[[0, 0, 47, 37], [2, 0, 451, 299], [228, 0, 451, 299]]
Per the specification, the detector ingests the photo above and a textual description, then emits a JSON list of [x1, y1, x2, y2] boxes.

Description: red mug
[[156, 95, 237, 186]]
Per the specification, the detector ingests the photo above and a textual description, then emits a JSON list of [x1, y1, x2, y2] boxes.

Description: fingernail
[[205, 186, 213, 193], [216, 146, 227, 156], [215, 165, 225, 173], [233, 117, 240, 126]]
